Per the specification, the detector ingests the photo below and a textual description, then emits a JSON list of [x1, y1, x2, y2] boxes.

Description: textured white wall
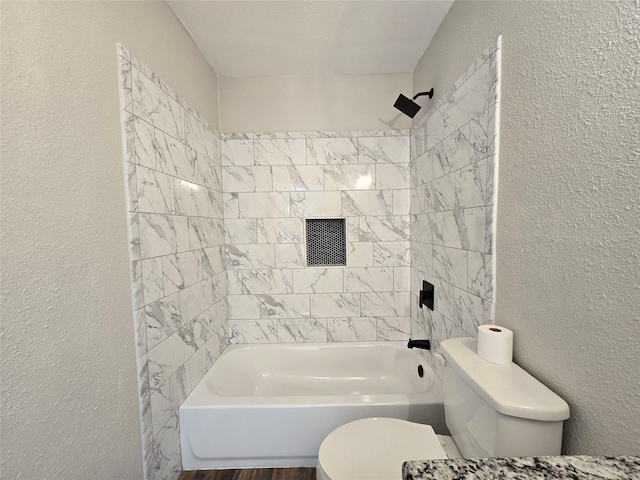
[[219, 73, 413, 133], [414, 0, 640, 454], [0, 2, 218, 479]]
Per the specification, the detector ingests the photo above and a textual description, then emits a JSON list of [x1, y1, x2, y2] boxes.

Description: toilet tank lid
[[441, 338, 570, 422]]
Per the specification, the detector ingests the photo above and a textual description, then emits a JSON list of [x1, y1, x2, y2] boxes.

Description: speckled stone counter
[[403, 455, 640, 479]]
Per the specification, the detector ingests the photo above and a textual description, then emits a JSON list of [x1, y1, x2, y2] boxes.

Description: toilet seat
[[316, 418, 450, 480]]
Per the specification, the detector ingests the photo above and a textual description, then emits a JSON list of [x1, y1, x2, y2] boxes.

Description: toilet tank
[[440, 338, 570, 458]]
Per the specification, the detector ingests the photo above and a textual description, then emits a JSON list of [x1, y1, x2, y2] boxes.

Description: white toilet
[[316, 337, 570, 480]]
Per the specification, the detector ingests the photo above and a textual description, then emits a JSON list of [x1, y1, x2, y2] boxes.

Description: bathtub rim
[[181, 340, 442, 408]]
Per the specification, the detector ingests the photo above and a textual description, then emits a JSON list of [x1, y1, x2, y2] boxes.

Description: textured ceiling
[[167, 0, 454, 77]]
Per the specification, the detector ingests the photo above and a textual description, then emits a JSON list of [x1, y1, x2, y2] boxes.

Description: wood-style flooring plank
[[178, 468, 316, 480]]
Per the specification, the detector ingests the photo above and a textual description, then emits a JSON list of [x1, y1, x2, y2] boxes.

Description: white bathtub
[[179, 341, 446, 470]]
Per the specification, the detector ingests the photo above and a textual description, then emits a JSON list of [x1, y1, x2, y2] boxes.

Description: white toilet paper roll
[[477, 325, 513, 364]]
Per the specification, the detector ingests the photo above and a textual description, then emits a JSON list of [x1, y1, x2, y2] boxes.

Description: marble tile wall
[[222, 130, 412, 343], [118, 45, 228, 480], [409, 37, 501, 377]]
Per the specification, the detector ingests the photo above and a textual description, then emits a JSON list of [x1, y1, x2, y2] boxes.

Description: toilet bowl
[[316, 418, 461, 480], [316, 338, 570, 480]]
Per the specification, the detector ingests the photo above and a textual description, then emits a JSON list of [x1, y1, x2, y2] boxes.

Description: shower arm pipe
[[412, 88, 434, 100]]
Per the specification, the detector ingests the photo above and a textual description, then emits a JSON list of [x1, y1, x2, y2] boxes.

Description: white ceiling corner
[[166, 0, 454, 77]]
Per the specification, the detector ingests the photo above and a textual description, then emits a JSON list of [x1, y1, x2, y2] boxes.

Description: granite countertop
[[403, 455, 640, 479]]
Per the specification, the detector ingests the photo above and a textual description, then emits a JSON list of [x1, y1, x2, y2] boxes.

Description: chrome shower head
[[393, 89, 434, 118]]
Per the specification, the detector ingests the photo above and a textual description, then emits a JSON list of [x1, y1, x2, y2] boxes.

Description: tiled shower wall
[[118, 45, 228, 480], [222, 131, 412, 343], [409, 37, 501, 376]]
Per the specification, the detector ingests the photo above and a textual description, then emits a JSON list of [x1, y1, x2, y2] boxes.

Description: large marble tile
[[132, 116, 157, 169], [290, 191, 341, 217], [185, 113, 212, 158], [272, 165, 324, 191], [324, 165, 375, 190], [183, 346, 207, 395], [224, 219, 258, 245], [242, 269, 293, 295], [223, 192, 239, 218], [255, 138, 306, 165], [197, 149, 222, 190], [238, 192, 291, 218], [153, 413, 180, 476], [411, 241, 432, 275], [307, 137, 358, 164], [156, 448, 182, 480], [455, 160, 487, 209], [192, 307, 217, 348], [373, 241, 410, 267], [202, 245, 225, 277], [485, 155, 498, 206], [227, 294, 261, 320], [412, 151, 433, 187], [433, 246, 468, 291], [410, 123, 426, 161], [358, 136, 409, 164], [375, 163, 410, 190], [144, 293, 185, 349], [226, 244, 275, 269], [141, 257, 164, 305], [375, 317, 411, 340], [274, 244, 306, 268], [393, 189, 411, 216], [179, 279, 213, 323], [257, 218, 304, 244], [327, 317, 377, 342], [188, 217, 222, 251], [150, 382, 172, 439], [310, 293, 360, 318], [425, 107, 445, 151], [444, 127, 471, 173], [361, 292, 410, 317], [223, 166, 273, 192], [229, 319, 277, 344], [132, 67, 184, 142], [173, 179, 209, 217], [394, 266, 411, 292], [453, 287, 485, 335], [293, 268, 343, 293], [443, 59, 490, 138], [347, 242, 374, 267], [259, 294, 310, 319], [306, 131, 357, 139], [147, 327, 196, 389], [133, 307, 147, 356], [344, 267, 394, 292], [255, 132, 305, 140], [342, 190, 393, 217], [359, 215, 410, 242], [441, 207, 486, 253], [207, 188, 223, 218], [221, 138, 254, 166], [469, 108, 490, 164], [139, 213, 176, 259], [278, 318, 327, 343], [118, 55, 133, 114], [155, 129, 195, 183]]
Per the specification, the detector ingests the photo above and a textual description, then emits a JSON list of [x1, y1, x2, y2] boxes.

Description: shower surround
[[118, 45, 228, 480], [222, 130, 412, 343], [409, 37, 501, 376]]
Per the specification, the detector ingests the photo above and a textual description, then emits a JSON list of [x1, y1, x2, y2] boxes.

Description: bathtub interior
[[206, 341, 434, 397], [179, 341, 446, 470]]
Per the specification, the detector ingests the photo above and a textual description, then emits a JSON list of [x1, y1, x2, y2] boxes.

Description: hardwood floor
[[178, 467, 316, 480]]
